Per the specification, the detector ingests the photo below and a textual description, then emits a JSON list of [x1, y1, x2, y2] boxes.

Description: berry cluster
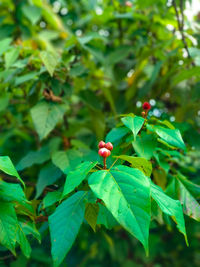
[[98, 141, 113, 158]]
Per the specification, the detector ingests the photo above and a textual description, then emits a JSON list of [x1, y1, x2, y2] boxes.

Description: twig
[[103, 157, 107, 169], [0, 254, 15, 260], [117, 19, 123, 44], [35, 215, 48, 223], [180, 0, 184, 29], [43, 89, 62, 103], [1, 174, 56, 193], [172, 0, 195, 66], [108, 158, 119, 170]]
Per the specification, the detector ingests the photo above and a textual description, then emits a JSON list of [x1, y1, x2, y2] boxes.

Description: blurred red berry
[[98, 148, 111, 158], [142, 102, 151, 111], [98, 140, 105, 149], [105, 142, 113, 151], [125, 1, 132, 7]]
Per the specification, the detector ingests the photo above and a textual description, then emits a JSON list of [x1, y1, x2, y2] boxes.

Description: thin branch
[[117, 19, 123, 44], [108, 158, 119, 170], [1, 174, 57, 193], [0, 253, 15, 260], [180, 0, 184, 29], [172, 0, 195, 66]]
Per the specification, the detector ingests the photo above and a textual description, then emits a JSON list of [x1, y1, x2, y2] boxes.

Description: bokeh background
[[0, 0, 200, 266]]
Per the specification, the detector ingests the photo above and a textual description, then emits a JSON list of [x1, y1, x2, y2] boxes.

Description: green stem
[[103, 157, 107, 169]]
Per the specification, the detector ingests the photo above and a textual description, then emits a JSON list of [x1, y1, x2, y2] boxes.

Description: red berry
[[98, 141, 106, 149], [142, 102, 151, 111], [105, 142, 113, 151], [98, 148, 111, 158]]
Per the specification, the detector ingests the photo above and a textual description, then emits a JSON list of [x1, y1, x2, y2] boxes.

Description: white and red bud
[[98, 148, 111, 158]]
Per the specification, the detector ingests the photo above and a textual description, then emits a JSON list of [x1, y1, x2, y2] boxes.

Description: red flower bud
[[98, 141, 106, 149], [142, 102, 151, 111], [105, 142, 113, 151], [98, 148, 111, 158]]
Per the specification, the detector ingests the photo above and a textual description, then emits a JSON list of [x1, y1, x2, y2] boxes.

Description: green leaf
[[188, 47, 200, 66], [115, 155, 152, 176], [150, 181, 188, 244], [33, 0, 65, 31], [158, 120, 175, 129], [154, 152, 170, 174], [43, 191, 62, 209], [51, 150, 82, 174], [16, 224, 31, 258], [17, 146, 51, 171], [175, 174, 200, 221], [89, 109, 106, 140], [69, 63, 86, 77], [139, 61, 162, 96], [62, 161, 97, 198], [83, 44, 104, 63], [22, 5, 42, 25], [12, 58, 28, 68], [16, 138, 61, 171], [154, 126, 186, 150], [31, 102, 66, 140], [0, 156, 24, 186], [105, 46, 132, 65], [80, 90, 101, 110], [0, 181, 26, 204], [0, 38, 12, 56], [105, 127, 129, 144], [97, 205, 118, 229], [0, 201, 18, 254], [132, 133, 157, 160], [49, 191, 87, 266], [19, 220, 41, 243], [36, 163, 62, 198], [88, 165, 151, 252], [172, 67, 200, 85], [40, 51, 59, 76], [5, 47, 20, 69], [84, 203, 99, 232], [52, 151, 69, 173], [15, 71, 39, 86], [0, 94, 9, 112], [121, 116, 144, 140], [101, 87, 116, 114], [152, 168, 167, 190], [177, 173, 200, 198]]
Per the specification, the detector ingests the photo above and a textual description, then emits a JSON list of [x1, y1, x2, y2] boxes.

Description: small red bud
[[142, 102, 151, 111], [98, 148, 111, 158], [98, 141, 106, 149], [105, 142, 113, 151], [141, 111, 146, 117]]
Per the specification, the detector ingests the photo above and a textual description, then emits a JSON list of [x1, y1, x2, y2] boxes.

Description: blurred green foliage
[[0, 0, 200, 266]]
